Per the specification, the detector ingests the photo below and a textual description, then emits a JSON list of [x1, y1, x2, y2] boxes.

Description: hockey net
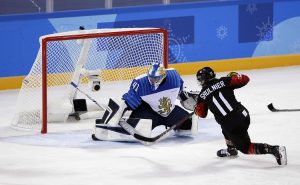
[[11, 28, 168, 133]]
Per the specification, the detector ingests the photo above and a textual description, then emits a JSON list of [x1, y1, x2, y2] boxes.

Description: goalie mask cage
[[12, 28, 168, 134]]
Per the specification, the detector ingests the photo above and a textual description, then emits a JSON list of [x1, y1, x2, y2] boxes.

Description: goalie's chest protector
[[137, 69, 182, 117]]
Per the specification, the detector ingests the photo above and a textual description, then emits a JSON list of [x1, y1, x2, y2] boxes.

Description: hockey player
[[194, 67, 287, 165], [93, 62, 197, 142]]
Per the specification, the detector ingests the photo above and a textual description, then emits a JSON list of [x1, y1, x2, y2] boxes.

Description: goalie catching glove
[[178, 89, 199, 111]]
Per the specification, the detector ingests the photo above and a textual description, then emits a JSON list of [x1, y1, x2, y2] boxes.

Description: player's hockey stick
[[70, 82, 107, 110], [119, 112, 194, 145], [267, 103, 300, 112]]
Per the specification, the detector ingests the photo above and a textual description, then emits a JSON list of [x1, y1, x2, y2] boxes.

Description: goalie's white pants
[[94, 119, 152, 141]]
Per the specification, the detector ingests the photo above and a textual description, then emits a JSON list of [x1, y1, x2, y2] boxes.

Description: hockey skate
[[217, 148, 238, 157], [271, 146, 287, 165]]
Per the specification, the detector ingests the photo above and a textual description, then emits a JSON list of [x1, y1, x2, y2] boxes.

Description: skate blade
[[279, 146, 287, 165]]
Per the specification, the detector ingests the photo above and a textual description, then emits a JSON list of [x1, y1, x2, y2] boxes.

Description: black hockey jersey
[[195, 74, 249, 125]]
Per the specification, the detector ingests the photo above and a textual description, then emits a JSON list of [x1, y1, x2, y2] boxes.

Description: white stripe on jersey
[[212, 96, 227, 116], [219, 92, 233, 112]]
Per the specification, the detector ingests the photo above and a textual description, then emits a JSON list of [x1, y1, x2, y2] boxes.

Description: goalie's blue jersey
[[122, 68, 183, 117]]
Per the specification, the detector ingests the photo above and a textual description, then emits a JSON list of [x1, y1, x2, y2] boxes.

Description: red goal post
[[12, 28, 168, 134]]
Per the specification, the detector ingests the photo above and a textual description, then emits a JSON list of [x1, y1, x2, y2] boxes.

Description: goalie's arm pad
[[122, 92, 141, 110], [122, 80, 142, 110]]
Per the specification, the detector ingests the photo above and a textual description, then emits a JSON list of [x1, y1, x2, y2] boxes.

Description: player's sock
[[248, 143, 287, 165], [248, 143, 272, 154]]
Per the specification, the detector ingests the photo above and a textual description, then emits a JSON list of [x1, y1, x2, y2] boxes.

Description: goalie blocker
[[93, 98, 198, 143]]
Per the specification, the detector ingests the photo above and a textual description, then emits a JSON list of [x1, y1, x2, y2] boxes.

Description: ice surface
[[0, 66, 299, 185]]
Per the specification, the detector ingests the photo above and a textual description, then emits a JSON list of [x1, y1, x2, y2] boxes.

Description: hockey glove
[[178, 90, 189, 101], [178, 90, 199, 111], [194, 102, 208, 118], [227, 71, 239, 77]]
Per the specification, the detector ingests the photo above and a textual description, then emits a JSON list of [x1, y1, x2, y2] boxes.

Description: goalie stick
[[267, 103, 300, 112], [119, 112, 194, 145]]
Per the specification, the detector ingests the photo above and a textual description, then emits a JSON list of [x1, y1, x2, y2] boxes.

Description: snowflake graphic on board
[[216, 25, 228, 40], [246, 3, 258, 15], [167, 23, 189, 63], [256, 17, 273, 41]]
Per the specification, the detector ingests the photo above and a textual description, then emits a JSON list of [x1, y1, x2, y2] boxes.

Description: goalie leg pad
[[94, 123, 133, 141], [174, 114, 198, 136], [96, 98, 127, 126], [127, 118, 152, 138], [93, 118, 152, 141], [191, 114, 198, 135]]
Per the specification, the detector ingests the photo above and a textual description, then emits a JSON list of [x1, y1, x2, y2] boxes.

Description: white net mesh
[[12, 28, 167, 133]]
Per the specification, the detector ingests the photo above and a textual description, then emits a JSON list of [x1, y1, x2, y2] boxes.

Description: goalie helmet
[[196, 67, 216, 86], [147, 62, 166, 91]]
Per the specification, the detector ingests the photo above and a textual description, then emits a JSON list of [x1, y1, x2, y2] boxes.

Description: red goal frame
[[40, 28, 168, 133]]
